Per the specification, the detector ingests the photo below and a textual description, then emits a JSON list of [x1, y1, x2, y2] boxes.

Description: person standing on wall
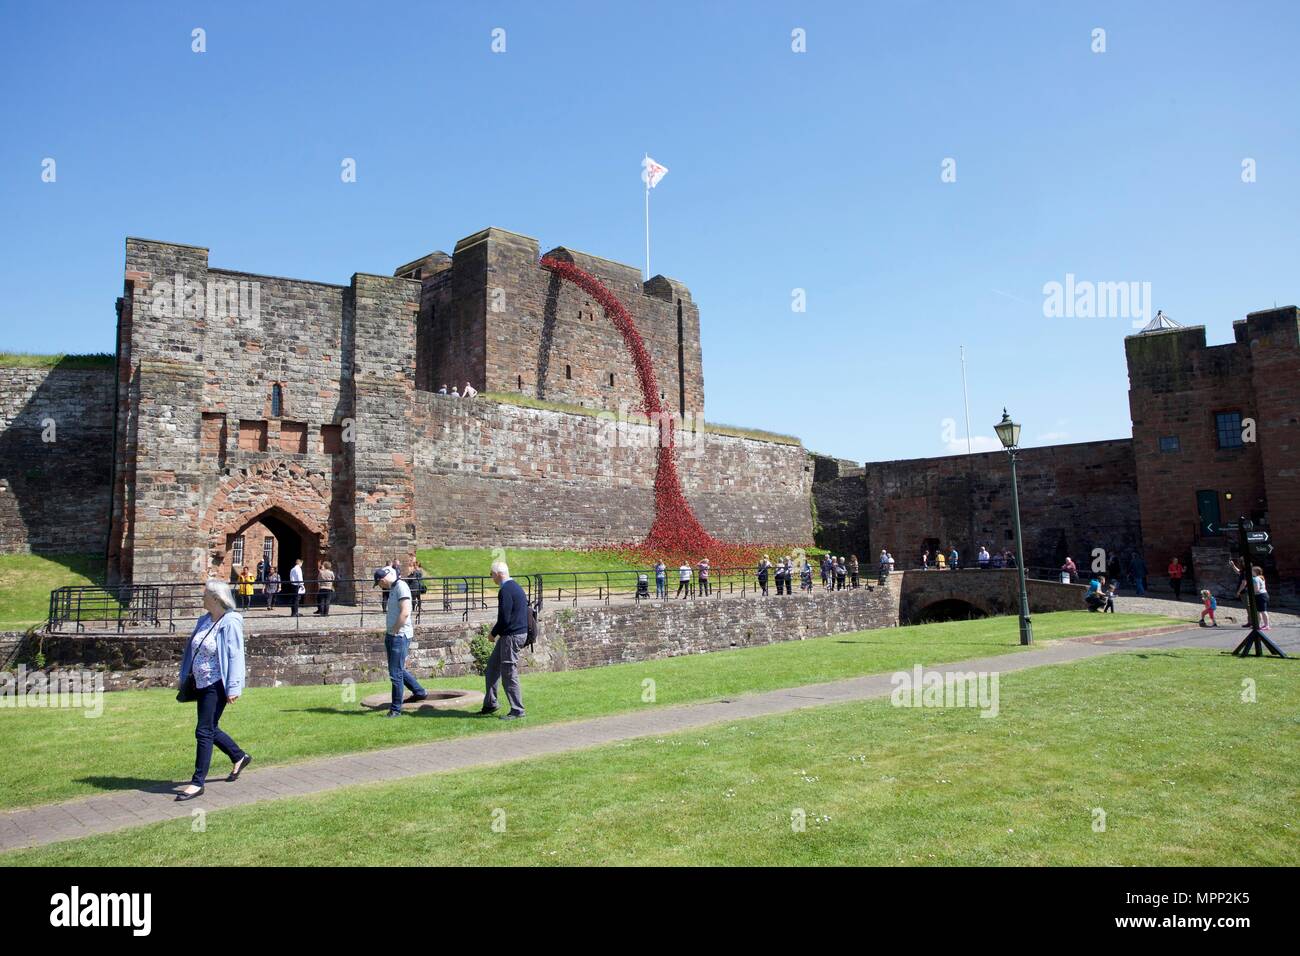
[[757, 555, 771, 596], [479, 559, 528, 721], [654, 559, 666, 599], [677, 561, 692, 598], [1168, 556, 1185, 601], [316, 560, 335, 615], [375, 566, 426, 718], [848, 554, 860, 589], [698, 558, 711, 596]]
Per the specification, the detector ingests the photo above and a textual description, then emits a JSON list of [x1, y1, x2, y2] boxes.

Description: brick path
[[1, 623, 1291, 854]]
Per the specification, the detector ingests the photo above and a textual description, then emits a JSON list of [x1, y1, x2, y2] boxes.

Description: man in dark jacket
[[480, 559, 529, 720]]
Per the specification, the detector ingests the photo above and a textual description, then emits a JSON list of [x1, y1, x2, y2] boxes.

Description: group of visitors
[[436, 382, 478, 398], [229, 555, 433, 619], [920, 546, 975, 570], [232, 558, 306, 613], [176, 555, 534, 800], [1059, 552, 1150, 595], [650, 553, 874, 599]]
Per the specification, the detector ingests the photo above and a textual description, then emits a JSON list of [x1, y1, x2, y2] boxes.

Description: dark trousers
[[484, 631, 527, 715], [850, 573, 859, 588], [192, 680, 246, 787], [290, 591, 302, 616], [1171, 577, 1183, 599], [700, 578, 710, 595], [677, 581, 689, 598], [384, 633, 425, 714], [317, 589, 333, 615], [266, 590, 278, 609]]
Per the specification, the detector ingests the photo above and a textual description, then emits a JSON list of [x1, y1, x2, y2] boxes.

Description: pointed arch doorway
[[217, 505, 324, 595]]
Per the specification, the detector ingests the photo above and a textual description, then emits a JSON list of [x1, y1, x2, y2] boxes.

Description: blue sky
[[1, 1, 1296, 462]]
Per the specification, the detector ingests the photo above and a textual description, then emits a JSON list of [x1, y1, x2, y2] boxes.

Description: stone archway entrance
[[200, 458, 333, 587], [223, 507, 321, 585]]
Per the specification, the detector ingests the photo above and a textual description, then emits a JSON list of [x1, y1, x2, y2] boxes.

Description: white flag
[[641, 156, 668, 188]]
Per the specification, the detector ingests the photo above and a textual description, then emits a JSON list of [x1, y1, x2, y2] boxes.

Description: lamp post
[[995, 409, 1033, 646]]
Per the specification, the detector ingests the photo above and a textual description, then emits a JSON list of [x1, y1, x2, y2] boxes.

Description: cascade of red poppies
[[539, 256, 728, 558]]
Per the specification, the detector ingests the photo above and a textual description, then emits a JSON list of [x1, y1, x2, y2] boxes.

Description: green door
[[1196, 490, 1221, 536]]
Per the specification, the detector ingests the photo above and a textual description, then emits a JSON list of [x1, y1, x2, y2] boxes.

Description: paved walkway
[[1, 623, 1292, 854]]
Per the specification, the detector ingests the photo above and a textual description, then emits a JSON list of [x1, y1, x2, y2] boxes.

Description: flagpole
[[961, 345, 972, 458], [644, 153, 651, 280]]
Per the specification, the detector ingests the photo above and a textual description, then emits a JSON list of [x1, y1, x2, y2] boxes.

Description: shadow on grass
[[290, 706, 481, 719]]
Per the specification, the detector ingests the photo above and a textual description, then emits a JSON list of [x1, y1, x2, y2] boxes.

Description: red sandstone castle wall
[[852, 439, 1142, 571], [410, 393, 813, 550]]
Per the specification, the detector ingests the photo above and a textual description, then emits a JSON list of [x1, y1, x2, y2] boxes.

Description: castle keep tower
[[397, 227, 705, 419]]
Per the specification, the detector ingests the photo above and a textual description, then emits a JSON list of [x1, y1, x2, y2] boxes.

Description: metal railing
[[47, 575, 539, 634], [46, 563, 886, 633], [540, 565, 875, 606]]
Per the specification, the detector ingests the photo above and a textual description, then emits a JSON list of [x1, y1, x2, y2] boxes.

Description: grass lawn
[[415, 547, 645, 577], [0, 553, 105, 630], [6, 647, 1291, 866], [0, 612, 1177, 810]]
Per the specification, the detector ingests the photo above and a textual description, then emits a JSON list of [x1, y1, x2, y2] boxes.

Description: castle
[[814, 306, 1300, 594], [0, 227, 810, 587], [0, 223, 1294, 598]]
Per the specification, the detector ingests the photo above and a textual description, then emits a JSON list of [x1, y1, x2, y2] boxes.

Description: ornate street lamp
[[995, 409, 1033, 646]]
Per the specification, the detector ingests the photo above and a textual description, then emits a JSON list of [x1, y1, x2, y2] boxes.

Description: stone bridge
[[897, 569, 1086, 623]]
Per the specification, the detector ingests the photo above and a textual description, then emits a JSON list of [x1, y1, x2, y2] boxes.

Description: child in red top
[[1199, 589, 1218, 627]]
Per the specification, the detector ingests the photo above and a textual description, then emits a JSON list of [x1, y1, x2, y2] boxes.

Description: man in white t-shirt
[[374, 566, 426, 717], [677, 562, 692, 599]]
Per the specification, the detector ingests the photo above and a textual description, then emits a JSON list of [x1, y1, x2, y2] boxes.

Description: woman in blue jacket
[[175, 580, 251, 801]]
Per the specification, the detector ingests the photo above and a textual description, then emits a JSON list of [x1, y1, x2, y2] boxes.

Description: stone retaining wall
[[30, 585, 899, 691]]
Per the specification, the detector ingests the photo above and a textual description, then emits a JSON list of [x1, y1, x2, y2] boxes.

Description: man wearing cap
[[479, 559, 528, 720], [374, 566, 427, 718]]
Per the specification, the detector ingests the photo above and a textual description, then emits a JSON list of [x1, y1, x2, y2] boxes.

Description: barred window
[[232, 535, 245, 567], [1159, 435, 1180, 453]]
